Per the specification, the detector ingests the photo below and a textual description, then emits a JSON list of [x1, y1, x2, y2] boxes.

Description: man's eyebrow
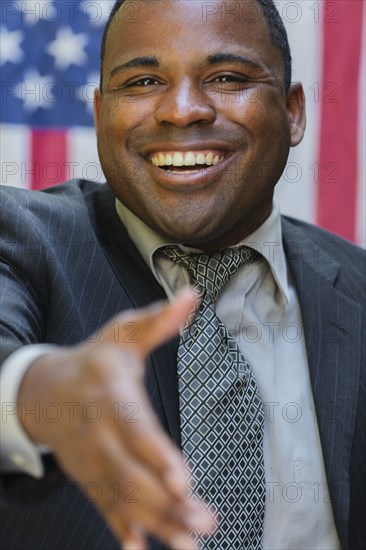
[[109, 53, 267, 78], [110, 56, 159, 77], [206, 53, 266, 71]]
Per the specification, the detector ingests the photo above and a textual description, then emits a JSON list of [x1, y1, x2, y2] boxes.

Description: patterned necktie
[[158, 245, 265, 549]]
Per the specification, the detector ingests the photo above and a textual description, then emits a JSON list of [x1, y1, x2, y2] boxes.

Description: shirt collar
[[115, 198, 290, 303], [115, 199, 171, 280], [236, 201, 290, 303]]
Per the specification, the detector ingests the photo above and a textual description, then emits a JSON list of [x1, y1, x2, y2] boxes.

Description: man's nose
[[154, 80, 216, 127]]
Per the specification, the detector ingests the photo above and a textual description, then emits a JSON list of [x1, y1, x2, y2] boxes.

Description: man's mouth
[[149, 150, 226, 173]]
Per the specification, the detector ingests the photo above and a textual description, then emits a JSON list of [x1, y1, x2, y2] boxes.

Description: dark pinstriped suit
[[0, 180, 365, 550]]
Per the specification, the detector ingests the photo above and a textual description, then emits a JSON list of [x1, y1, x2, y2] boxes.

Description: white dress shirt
[[0, 199, 340, 549]]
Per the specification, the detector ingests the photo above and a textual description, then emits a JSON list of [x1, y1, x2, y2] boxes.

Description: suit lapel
[[91, 185, 181, 445], [282, 218, 362, 548]]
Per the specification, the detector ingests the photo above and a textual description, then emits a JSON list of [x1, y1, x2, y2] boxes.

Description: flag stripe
[[68, 127, 104, 183], [317, 0, 364, 241], [31, 130, 68, 190], [356, 18, 366, 247]]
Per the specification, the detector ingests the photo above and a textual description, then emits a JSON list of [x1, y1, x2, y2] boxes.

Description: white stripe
[[274, 1, 322, 224], [0, 124, 31, 189], [67, 127, 105, 183]]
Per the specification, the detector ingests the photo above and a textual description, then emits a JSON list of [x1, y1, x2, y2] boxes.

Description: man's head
[[94, 0, 305, 250]]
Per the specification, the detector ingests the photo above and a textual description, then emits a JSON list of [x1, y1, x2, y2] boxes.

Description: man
[[0, 1, 365, 549]]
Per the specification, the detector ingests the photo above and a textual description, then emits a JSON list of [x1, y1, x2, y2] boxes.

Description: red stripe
[[31, 130, 67, 190], [317, 0, 364, 242]]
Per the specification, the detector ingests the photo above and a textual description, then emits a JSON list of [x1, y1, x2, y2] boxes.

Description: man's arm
[[2, 289, 213, 550]]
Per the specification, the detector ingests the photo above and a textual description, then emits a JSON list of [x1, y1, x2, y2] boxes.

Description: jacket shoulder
[[1, 179, 100, 219], [1, 179, 106, 241], [282, 215, 366, 303], [282, 215, 364, 253]]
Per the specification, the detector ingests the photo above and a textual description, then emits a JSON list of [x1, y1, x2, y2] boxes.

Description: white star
[[46, 27, 88, 70], [15, 69, 56, 111], [16, 1, 57, 26], [77, 71, 100, 112], [79, 0, 114, 26], [0, 26, 24, 66]]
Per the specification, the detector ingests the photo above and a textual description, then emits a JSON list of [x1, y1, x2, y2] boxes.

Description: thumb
[[106, 287, 198, 356]]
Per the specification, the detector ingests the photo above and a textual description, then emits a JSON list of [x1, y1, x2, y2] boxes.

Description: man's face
[[95, 0, 305, 250]]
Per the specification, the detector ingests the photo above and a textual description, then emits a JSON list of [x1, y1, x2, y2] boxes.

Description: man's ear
[[93, 88, 102, 133], [287, 82, 306, 147]]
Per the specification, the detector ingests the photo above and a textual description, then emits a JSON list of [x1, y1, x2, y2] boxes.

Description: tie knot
[[159, 245, 261, 300]]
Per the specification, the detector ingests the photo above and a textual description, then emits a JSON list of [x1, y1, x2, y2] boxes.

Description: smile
[[150, 150, 226, 173]]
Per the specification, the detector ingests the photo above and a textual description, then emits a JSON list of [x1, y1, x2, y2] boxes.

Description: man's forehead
[[107, 0, 271, 55], [112, 0, 268, 33]]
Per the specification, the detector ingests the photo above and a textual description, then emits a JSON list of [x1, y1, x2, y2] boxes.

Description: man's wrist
[[0, 345, 59, 477]]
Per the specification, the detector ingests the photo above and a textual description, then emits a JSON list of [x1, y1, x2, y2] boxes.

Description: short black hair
[[100, 0, 292, 92]]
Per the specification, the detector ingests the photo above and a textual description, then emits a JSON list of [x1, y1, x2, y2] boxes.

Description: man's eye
[[128, 78, 160, 87], [214, 76, 235, 83], [206, 74, 250, 93], [213, 75, 245, 84]]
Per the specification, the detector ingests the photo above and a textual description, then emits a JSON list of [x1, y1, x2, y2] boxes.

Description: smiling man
[[0, 1, 365, 550]]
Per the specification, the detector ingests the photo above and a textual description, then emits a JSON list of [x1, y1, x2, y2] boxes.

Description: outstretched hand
[[18, 287, 214, 550]]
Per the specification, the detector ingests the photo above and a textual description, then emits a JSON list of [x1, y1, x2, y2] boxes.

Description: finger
[[120, 524, 146, 550], [105, 514, 146, 550], [54, 421, 214, 550], [67, 424, 213, 545], [108, 286, 198, 356], [139, 286, 199, 355], [99, 423, 197, 527], [108, 377, 187, 497], [124, 537, 146, 550], [171, 533, 198, 550]]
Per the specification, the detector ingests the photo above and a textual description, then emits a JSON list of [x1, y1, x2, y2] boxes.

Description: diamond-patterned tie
[[158, 245, 265, 549]]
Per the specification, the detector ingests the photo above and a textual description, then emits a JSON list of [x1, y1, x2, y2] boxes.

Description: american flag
[[1, 0, 365, 246]]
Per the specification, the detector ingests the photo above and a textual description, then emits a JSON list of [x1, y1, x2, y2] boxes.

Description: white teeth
[[172, 152, 184, 166], [150, 151, 226, 168], [205, 152, 213, 165], [184, 152, 196, 166]]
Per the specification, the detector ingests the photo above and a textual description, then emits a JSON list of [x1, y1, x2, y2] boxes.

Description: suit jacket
[[0, 180, 365, 550]]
